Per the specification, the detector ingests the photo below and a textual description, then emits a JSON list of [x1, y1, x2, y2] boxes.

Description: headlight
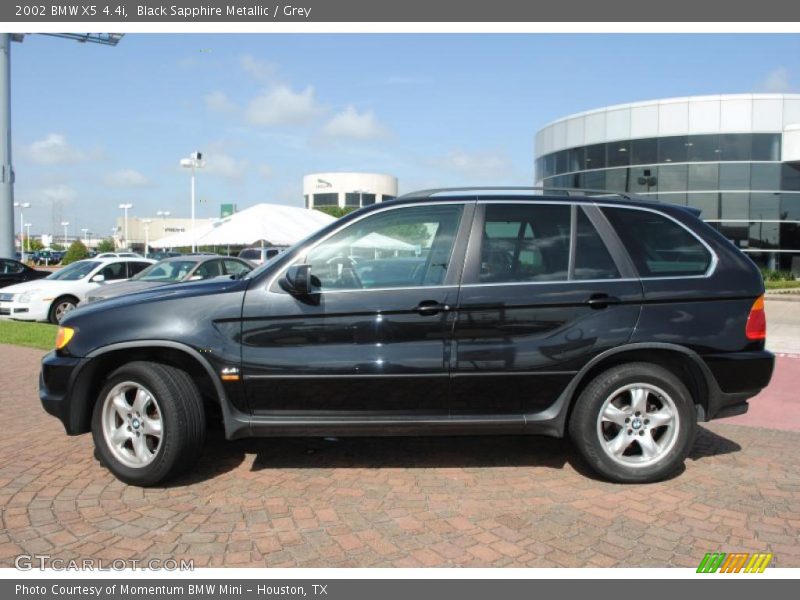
[[17, 290, 39, 303], [55, 327, 75, 350]]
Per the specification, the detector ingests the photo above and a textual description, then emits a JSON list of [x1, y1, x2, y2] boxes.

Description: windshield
[[132, 260, 196, 282], [46, 261, 101, 281]]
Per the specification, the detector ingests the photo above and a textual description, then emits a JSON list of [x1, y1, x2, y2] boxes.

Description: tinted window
[[605, 168, 627, 193], [602, 207, 712, 277], [782, 164, 800, 191], [584, 144, 606, 170], [313, 193, 338, 207], [658, 136, 687, 163], [720, 134, 751, 161], [135, 260, 195, 282], [305, 204, 463, 291], [751, 163, 781, 190], [568, 147, 585, 172], [628, 167, 658, 194], [719, 163, 750, 190], [686, 135, 720, 162], [0, 259, 23, 274], [631, 138, 657, 165], [583, 170, 606, 190], [574, 208, 620, 280], [479, 204, 570, 283], [344, 193, 361, 207], [607, 141, 630, 168], [100, 262, 127, 281], [751, 134, 781, 161], [127, 262, 152, 278], [688, 164, 719, 191], [658, 164, 688, 192], [555, 150, 568, 174], [688, 193, 720, 220]]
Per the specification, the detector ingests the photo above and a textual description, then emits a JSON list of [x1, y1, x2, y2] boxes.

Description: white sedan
[[0, 257, 155, 324]]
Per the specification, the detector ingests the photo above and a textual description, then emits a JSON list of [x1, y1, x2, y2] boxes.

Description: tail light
[[745, 295, 766, 341]]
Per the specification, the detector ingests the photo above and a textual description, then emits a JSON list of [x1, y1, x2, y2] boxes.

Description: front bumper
[[0, 300, 46, 321], [702, 350, 775, 420], [40, 350, 88, 434]]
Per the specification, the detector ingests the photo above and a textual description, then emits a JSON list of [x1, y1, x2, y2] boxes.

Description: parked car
[[148, 251, 182, 261], [86, 255, 252, 303], [0, 258, 49, 288], [1, 257, 154, 323], [40, 189, 774, 486], [238, 246, 286, 266], [32, 249, 63, 266]]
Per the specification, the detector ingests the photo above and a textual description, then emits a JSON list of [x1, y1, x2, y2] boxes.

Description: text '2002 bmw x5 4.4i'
[[40, 188, 774, 486]]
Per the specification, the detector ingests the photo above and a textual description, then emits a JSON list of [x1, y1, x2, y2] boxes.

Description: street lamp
[[142, 219, 152, 258], [13, 201, 29, 261], [24, 223, 31, 253], [60, 221, 69, 247], [118, 203, 133, 250], [81, 228, 89, 245], [180, 152, 205, 252]]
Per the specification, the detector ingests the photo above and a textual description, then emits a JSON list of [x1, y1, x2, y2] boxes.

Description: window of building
[[628, 166, 658, 194], [379, 195, 394, 203], [345, 193, 362, 207], [544, 154, 556, 179], [658, 136, 688, 164], [751, 163, 781, 191], [720, 134, 751, 161], [313, 193, 339, 207], [574, 208, 620, 280], [688, 193, 720, 220], [555, 150, 568, 175], [607, 141, 631, 168], [478, 204, 570, 283], [305, 204, 463, 290], [584, 144, 606, 170], [605, 168, 627, 193], [568, 147, 585, 173], [631, 138, 658, 165], [782, 164, 800, 191], [687, 163, 719, 191], [751, 134, 781, 162], [601, 207, 711, 277], [658, 164, 688, 192], [719, 164, 751, 191], [583, 170, 606, 190], [720, 192, 750, 221], [749, 193, 781, 249], [686, 135, 720, 162]]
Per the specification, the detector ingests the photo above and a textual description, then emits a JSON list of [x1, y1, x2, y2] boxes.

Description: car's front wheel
[[49, 296, 78, 324], [569, 362, 697, 483], [91, 361, 205, 486]]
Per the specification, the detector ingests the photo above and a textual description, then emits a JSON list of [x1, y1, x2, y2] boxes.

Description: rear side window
[[127, 262, 152, 278], [602, 207, 712, 277]]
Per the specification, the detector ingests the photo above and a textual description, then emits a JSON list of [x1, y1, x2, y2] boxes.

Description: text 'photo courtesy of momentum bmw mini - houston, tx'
[[39, 188, 774, 486]]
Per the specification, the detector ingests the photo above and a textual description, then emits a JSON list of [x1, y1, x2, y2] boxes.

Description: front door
[[241, 202, 472, 415], [451, 201, 643, 415]]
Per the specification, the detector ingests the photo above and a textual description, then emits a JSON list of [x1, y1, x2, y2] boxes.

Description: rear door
[[451, 201, 643, 415]]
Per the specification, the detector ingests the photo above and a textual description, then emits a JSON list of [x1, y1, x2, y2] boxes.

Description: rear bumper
[[702, 350, 775, 420], [39, 351, 87, 434]]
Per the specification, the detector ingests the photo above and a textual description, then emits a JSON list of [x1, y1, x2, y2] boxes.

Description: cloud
[[203, 152, 250, 182], [205, 90, 237, 113], [245, 85, 321, 127], [40, 184, 78, 203], [239, 54, 276, 81], [322, 106, 390, 141], [104, 169, 150, 188], [22, 134, 87, 165], [431, 149, 514, 180], [758, 67, 793, 93]]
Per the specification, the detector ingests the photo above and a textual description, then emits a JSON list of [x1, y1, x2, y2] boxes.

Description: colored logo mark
[[697, 552, 773, 573]]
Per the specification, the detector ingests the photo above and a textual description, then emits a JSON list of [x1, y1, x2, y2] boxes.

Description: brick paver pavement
[[1, 343, 799, 567]]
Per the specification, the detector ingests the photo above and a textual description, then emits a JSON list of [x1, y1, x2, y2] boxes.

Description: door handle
[[586, 293, 621, 309], [415, 300, 451, 315]]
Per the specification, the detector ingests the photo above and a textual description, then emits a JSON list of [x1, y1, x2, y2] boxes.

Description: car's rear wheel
[[49, 296, 77, 324], [569, 362, 696, 483], [91, 361, 205, 486]]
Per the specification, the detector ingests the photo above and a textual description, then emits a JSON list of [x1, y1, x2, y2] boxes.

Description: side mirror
[[91, 274, 105, 283], [280, 264, 312, 295]]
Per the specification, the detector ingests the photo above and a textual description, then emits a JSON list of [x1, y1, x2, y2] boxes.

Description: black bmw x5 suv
[[40, 188, 774, 486]]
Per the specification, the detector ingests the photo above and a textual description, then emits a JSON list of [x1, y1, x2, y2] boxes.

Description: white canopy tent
[[151, 203, 336, 249], [350, 232, 417, 252]]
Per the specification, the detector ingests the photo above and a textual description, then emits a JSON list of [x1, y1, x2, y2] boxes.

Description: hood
[[65, 275, 250, 322], [0, 279, 51, 294], [88, 280, 169, 301]]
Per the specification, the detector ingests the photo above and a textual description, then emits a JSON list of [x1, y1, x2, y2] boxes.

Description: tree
[[62, 240, 90, 265], [50, 243, 64, 251], [96, 238, 116, 253], [314, 206, 357, 219], [27, 238, 44, 252]]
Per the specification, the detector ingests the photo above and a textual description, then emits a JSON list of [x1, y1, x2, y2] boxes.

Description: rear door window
[[601, 207, 712, 277]]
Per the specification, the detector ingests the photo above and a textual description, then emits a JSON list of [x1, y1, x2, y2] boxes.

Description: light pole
[[24, 222, 30, 253], [142, 219, 151, 258], [13, 201, 29, 261], [60, 221, 69, 248], [118, 203, 132, 250], [81, 227, 89, 245], [180, 152, 204, 253]]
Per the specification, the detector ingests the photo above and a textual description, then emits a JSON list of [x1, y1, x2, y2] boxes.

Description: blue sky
[[11, 33, 800, 237]]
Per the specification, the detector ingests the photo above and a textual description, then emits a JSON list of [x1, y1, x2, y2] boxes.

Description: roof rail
[[398, 186, 644, 202]]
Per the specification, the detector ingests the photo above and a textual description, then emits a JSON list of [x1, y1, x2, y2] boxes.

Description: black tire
[[91, 361, 205, 486], [48, 296, 78, 324], [569, 362, 697, 483]]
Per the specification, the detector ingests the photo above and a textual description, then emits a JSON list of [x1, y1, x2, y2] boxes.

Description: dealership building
[[535, 93, 800, 270], [303, 172, 398, 210]]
